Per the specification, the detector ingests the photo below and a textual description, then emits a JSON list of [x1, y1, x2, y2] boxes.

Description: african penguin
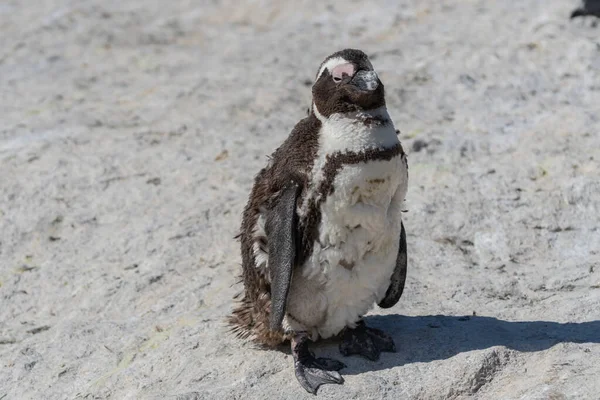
[[571, 0, 600, 19], [229, 49, 409, 394]]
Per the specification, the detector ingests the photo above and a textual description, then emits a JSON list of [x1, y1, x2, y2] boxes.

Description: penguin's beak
[[350, 70, 379, 91]]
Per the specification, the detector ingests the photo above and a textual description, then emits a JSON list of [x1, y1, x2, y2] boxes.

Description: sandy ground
[[1, 0, 599, 399]]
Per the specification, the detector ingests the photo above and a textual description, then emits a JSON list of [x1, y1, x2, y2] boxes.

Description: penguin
[[571, 0, 600, 19], [229, 49, 409, 394]]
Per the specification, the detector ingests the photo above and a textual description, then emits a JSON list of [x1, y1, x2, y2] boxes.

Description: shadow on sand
[[309, 314, 600, 375]]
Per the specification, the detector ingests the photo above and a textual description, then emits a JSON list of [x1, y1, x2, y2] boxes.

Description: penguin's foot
[[339, 320, 396, 361], [292, 333, 345, 394]]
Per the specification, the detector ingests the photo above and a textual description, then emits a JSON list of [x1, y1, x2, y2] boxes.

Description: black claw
[[339, 321, 396, 361], [292, 334, 345, 394]]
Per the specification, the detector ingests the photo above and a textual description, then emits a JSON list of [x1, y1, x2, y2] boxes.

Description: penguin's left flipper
[[265, 181, 301, 331], [377, 221, 407, 309]]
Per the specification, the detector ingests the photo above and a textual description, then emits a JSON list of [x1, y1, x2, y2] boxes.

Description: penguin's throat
[[314, 104, 391, 127], [357, 114, 389, 127]]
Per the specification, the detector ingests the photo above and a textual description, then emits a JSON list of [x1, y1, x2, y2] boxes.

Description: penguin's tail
[[227, 288, 289, 348]]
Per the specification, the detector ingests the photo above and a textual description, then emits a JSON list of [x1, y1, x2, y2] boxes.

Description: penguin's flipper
[[377, 221, 407, 309], [266, 181, 301, 331]]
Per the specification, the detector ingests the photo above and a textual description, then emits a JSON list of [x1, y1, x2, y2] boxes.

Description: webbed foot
[[292, 333, 345, 394], [339, 320, 396, 361]]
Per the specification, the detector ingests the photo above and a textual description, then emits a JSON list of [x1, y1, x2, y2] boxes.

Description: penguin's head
[[311, 49, 385, 118]]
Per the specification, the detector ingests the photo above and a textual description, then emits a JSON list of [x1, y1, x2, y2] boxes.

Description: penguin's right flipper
[[266, 181, 301, 331]]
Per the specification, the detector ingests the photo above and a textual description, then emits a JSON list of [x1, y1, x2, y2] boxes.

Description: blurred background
[[1, 1, 599, 399]]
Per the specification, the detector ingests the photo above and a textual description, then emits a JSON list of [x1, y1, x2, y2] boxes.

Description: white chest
[[288, 107, 409, 339], [300, 107, 407, 277], [319, 157, 406, 246], [304, 154, 406, 274], [304, 155, 407, 338]]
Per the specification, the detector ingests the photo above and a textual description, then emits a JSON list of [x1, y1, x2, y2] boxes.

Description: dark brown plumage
[[228, 114, 320, 347], [229, 49, 389, 346], [227, 120, 406, 347]]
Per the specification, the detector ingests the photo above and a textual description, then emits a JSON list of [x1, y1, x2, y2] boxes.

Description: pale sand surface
[[1, 1, 599, 399]]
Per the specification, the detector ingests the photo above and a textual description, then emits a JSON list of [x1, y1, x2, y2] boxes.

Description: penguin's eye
[[331, 63, 354, 83]]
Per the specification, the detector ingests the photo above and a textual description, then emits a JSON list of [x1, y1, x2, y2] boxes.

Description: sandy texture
[[1, 0, 599, 399]]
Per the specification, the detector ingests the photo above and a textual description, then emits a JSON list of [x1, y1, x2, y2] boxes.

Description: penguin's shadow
[[310, 314, 600, 375]]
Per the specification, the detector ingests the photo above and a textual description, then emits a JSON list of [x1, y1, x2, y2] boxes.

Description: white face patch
[[317, 57, 349, 79], [317, 55, 375, 80]]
